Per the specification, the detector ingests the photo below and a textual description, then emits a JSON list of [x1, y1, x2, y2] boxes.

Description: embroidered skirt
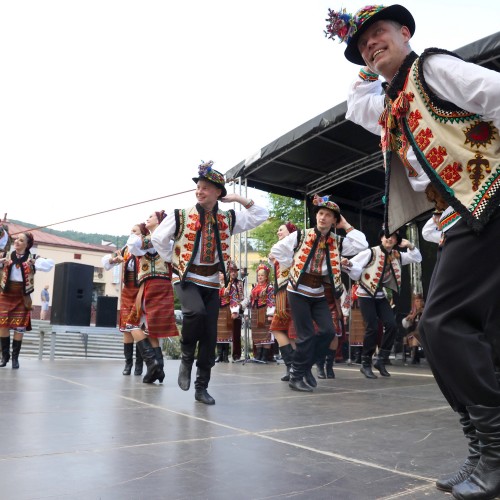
[[348, 307, 365, 346], [269, 287, 297, 339], [129, 278, 178, 338], [0, 282, 32, 331], [216, 305, 234, 343], [119, 272, 139, 332], [251, 306, 272, 345]]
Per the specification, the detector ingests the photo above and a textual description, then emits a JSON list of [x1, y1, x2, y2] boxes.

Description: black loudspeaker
[[51, 263, 94, 326], [95, 296, 118, 328]]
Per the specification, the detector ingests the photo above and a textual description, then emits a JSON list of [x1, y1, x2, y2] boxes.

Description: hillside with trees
[[10, 220, 128, 247]]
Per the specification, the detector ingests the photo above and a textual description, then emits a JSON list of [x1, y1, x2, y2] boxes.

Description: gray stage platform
[[0, 358, 463, 499]]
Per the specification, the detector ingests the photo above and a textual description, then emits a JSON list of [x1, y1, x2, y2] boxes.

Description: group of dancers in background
[[0, 163, 426, 395]]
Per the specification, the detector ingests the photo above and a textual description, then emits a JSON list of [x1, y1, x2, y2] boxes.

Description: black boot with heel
[[452, 405, 500, 499], [11, 339, 22, 370], [436, 410, 480, 492], [0, 336, 10, 367], [279, 344, 295, 382], [122, 343, 134, 375]]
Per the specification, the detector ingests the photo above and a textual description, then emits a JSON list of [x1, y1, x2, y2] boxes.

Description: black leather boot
[[360, 355, 377, 379], [222, 344, 229, 363], [11, 339, 22, 370], [122, 343, 134, 375], [304, 367, 317, 388], [215, 344, 223, 363], [178, 340, 196, 391], [0, 336, 10, 367], [289, 375, 313, 392], [353, 347, 362, 364], [136, 338, 160, 384], [410, 346, 421, 364], [134, 343, 143, 376], [436, 411, 481, 492], [325, 349, 335, 379], [255, 346, 264, 361], [373, 349, 391, 377], [452, 405, 500, 500], [315, 355, 326, 379], [194, 368, 215, 405], [279, 344, 295, 382], [154, 347, 165, 383]]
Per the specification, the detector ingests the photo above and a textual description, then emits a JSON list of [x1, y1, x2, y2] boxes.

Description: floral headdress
[[256, 262, 271, 276], [192, 160, 227, 198], [324, 4, 415, 65]]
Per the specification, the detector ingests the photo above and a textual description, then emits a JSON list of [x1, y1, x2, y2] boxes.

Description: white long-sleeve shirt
[[346, 53, 500, 229], [152, 202, 269, 287], [344, 246, 422, 299], [422, 216, 442, 244], [270, 228, 368, 297], [1, 257, 55, 282]]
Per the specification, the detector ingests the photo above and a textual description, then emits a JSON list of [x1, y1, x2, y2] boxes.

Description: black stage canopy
[[226, 32, 500, 222]]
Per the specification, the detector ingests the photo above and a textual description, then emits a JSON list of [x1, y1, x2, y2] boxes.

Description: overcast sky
[[1, 1, 498, 237]]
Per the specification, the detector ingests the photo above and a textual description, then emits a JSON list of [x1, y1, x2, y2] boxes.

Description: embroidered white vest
[[289, 228, 342, 291], [358, 246, 402, 297], [172, 205, 235, 285], [381, 49, 500, 233]]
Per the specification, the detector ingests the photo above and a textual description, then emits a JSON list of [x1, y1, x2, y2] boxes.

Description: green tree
[[250, 193, 305, 259]]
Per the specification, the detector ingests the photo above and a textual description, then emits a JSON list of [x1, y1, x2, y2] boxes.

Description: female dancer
[[269, 221, 298, 380], [127, 211, 178, 383], [250, 263, 275, 361], [0, 231, 54, 369], [102, 223, 148, 376]]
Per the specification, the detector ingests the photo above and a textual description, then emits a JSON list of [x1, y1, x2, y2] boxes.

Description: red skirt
[[0, 282, 32, 331], [129, 279, 178, 338], [119, 281, 140, 331], [269, 288, 296, 338]]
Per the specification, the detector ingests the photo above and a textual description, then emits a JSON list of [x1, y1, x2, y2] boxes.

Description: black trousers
[[419, 209, 500, 412], [287, 291, 335, 378], [174, 282, 219, 371], [358, 296, 397, 358]]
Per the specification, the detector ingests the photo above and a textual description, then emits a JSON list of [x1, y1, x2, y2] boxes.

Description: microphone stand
[[234, 270, 265, 365]]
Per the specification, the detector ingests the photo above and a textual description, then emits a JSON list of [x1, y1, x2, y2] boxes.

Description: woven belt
[[299, 273, 324, 289], [425, 184, 449, 211], [189, 263, 220, 276]]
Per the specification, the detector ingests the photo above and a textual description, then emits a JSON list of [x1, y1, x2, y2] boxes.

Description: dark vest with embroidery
[[0, 252, 36, 295]]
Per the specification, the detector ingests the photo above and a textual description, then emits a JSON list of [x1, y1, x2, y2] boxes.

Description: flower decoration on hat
[[324, 4, 415, 65], [324, 8, 357, 44], [193, 160, 227, 198], [312, 194, 340, 214], [325, 5, 387, 44], [197, 160, 225, 188]]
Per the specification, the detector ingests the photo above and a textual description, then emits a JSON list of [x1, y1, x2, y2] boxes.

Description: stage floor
[[0, 357, 461, 499]]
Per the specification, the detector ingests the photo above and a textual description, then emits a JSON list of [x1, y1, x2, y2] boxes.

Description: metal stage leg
[[234, 311, 266, 365]]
